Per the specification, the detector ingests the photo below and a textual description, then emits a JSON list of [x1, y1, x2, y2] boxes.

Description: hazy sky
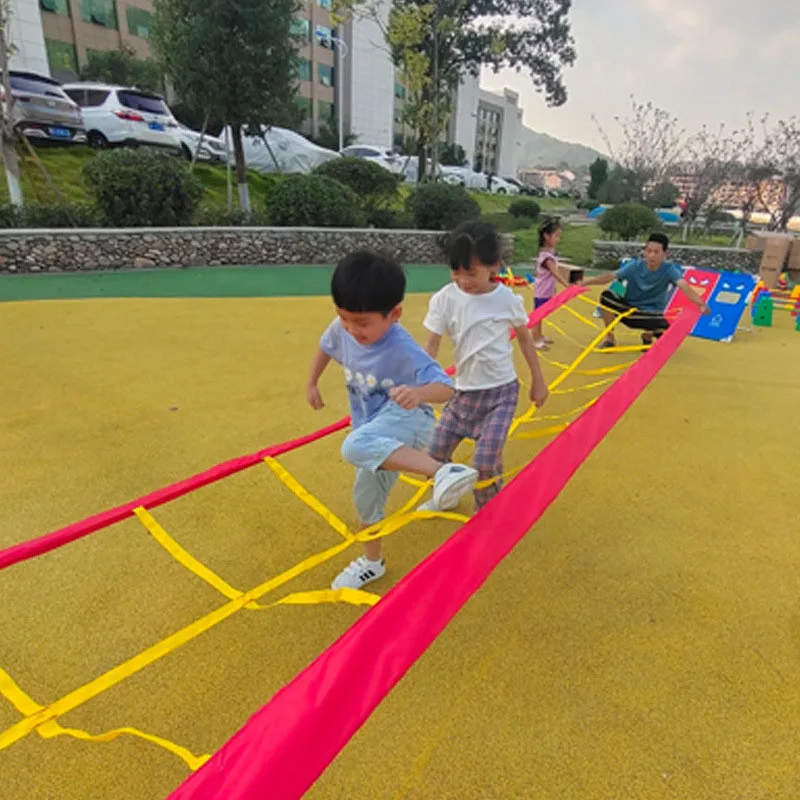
[[480, 0, 800, 153]]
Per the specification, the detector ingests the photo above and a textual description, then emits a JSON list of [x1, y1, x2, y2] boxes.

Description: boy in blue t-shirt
[[307, 251, 478, 590], [583, 232, 710, 346]]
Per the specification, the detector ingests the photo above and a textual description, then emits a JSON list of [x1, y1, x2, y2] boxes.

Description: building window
[[45, 38, 78, 80], [296, 58, 312, 81], [295, 95, 311, 119], [80, 0, 117, 29], [39, 0, 70, 15], [126, 7, 151, 38], [318, 100, 335, 123], [318, 63, 334, 87], [394, 82, 405, 99], [290, 17, 310, 40], [394, 110, 403, 125], [318, 0, 332, 8]]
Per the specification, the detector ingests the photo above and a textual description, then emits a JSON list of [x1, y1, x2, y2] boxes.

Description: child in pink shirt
[[532, 218, 570, 349]]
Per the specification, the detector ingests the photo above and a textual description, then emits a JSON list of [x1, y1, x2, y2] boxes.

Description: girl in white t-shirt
[[421, 220, 550, 510]]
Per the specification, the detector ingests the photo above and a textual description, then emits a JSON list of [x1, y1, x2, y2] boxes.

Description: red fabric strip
[[168, 307, 698, 800], [0, 418, 350, 571]]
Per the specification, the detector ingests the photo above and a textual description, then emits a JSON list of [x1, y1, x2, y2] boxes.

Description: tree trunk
[[1, 135, 22, 206], [417, 137, 427, 184], [231, 123, 251, 212]]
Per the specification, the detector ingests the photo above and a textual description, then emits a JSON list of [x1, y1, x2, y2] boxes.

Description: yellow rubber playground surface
[[2, 269, 800, 799]]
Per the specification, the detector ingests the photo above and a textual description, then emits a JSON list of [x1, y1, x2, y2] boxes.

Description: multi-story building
[[9, 0, 347, 139], [450, 75, 522, 178]]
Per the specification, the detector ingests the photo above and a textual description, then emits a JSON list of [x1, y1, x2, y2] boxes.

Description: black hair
[[331, 250, 406, 315], [447, 219, 501, 271], [538, 217, 561, 248], [647, 232, 669, 251]]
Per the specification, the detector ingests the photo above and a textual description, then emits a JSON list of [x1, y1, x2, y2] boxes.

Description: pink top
[[535, 248, 557, 299]]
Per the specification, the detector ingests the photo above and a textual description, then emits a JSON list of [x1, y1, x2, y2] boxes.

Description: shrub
[[364, 208, 412, 229], [482, 211, 535, 233], [313, 157, 400, 211], [405, 182, 480, 231], [0, 201, 101, 228], [577, 198, 600, 211], [598, 203, 660, 241], [265, 174, 362, 227], [83, 149, 202, 227], [508, 198, 541, 220]]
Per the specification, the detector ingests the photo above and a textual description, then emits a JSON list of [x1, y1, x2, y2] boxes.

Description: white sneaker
[[418, 463, 478, 512], [331, 556, 387, 590]]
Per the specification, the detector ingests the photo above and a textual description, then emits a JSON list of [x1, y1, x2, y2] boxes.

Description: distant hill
[[518, 127, 605, 170]]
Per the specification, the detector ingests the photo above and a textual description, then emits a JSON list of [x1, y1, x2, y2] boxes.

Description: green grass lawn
[[5, 145, 278, 210]]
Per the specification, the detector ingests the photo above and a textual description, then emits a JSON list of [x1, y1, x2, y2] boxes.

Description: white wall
[[480, 87, 522, 178], [453, 72, 479, 165], [8, 0, 49, 76], [348, 1, 394, 148]]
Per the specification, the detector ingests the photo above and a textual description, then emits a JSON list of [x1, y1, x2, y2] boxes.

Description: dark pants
[[600, 290, 669, 334]]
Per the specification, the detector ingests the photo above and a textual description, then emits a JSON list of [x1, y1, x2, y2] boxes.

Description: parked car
[[341, 144, 405, 175], [223, 126, 339, 173], [173, 125, 227, 163], [441, 165, 486, 189], [5, 71, 85, 144], [488, 176, 520, 195], [61, 82, 181, 153], [502, 177, 538, 196]]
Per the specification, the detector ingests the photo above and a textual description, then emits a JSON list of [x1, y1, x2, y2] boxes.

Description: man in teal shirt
[[583, 232, 710, 346]]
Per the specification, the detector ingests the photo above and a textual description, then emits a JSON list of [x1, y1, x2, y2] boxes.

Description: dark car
[[6, 72, 85, 144]]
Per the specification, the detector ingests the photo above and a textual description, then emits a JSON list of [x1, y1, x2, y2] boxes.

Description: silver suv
[[5, 71, 85, 144]]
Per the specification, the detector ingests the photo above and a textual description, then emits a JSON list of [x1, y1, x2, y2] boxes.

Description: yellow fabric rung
[[271, 588, 381, 608], [515, 397, 598, 423], [0, 667, 209, 770], [539, 354, 636, 376], [513, 422, 569, 440], [594, 344, 649, 354], [134, 507, 261, 610], [356, 510, 470, 542], [551, 377, 616, 395], [264, 456, 354, 542], [562, 303, 600, 329]]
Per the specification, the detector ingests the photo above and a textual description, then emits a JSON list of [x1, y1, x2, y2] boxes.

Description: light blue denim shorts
[[340, 402, 435, 525]]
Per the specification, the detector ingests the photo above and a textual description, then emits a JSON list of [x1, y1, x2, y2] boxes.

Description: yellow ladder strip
[[551, 377, 616, 395], [134, 507, 260, 610], [0, 666, 209, 770], [264, 456, 354, 542]]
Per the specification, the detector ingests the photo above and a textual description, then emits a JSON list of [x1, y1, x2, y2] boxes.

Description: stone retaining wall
[[0, 227, 513, 273], [592, 240, 762, 273]]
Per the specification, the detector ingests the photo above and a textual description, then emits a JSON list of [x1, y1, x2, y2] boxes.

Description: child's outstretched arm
[[513, 325, 549, 407], [676, 278, 711, 314], [423, 332, 442, 359], [544, 256, 570, 288], [306, 348, 331, 410]]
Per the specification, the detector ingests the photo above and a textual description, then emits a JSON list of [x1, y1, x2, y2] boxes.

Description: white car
[[61, 82, 182, 153], [340, 144, 405, 175], [441, 166, 485, 190], [174, 125, 228, 163], [487, 176, 520, 195]]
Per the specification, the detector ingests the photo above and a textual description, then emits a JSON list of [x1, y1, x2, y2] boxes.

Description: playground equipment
[[751, 280, 800, 319], [664, 267, 757, 343]]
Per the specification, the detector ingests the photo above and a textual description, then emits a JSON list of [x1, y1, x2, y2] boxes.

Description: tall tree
[[594, 97, 685, 202], [0, 0, 22, 205], [80, 46, 163, 93], [759, 116, 800, 232], [337, 0, 576, 181], [587, 156, 607, 199], [152, 0, 301, 211], [674, 125, 738, 239]]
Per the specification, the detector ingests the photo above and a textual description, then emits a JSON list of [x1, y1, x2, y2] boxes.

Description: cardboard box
[[556, 262, 584, 284], [759, 237, 791, 288], [788, 238, 800, 270], [745, 233, 766, 252]]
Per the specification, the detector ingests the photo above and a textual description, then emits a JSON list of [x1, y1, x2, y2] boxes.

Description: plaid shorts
[[428, 379, 519, 509]]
